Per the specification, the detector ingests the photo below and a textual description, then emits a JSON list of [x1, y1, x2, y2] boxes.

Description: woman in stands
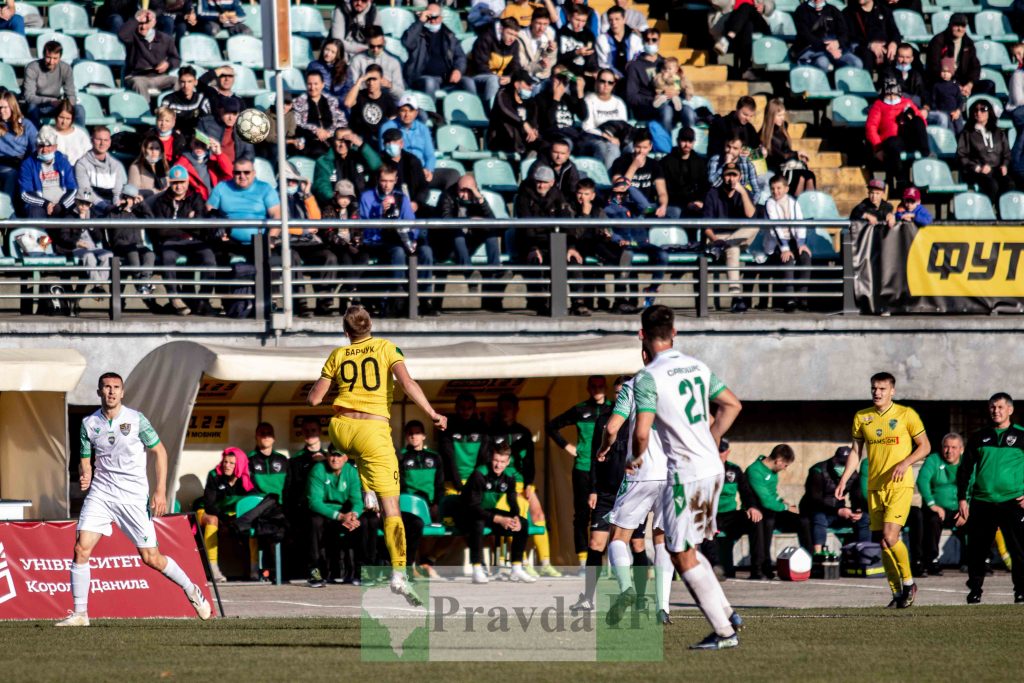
[[309, 39, 352, 101], [957, 99, 1010, 205], [53, 99, 90, 166], [128, 132, 170, 199], [200, 447, 254, 583], [760, 98, 817, 196], [0, 93, 38, 198]]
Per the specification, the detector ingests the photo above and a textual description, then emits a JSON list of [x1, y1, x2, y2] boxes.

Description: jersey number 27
[[678, 377, 707, 425]]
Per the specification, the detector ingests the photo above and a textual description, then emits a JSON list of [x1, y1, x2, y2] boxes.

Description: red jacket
[[866, 97, 925, 149], [171, 152, 232, 201]]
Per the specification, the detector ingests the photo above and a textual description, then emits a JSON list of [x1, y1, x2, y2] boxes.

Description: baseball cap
[[867, 178, 886, 190], [718, 437, 730, 454], [949, 12, 968, 26], [532, 164, 555, 182], [721, 162, 741, 176], [36, 125, 58, 146], [121, 183, 140, 198], [334, 179, 356, 197], [168, 165, 189, 182], [397, 94, 419, 110], [833, 445, 851, 460], [903, 186, 921, 201], [284, 162, 304, 183]]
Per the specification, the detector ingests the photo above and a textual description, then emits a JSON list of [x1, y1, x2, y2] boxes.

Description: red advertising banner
[[0, 515, 215, 620]]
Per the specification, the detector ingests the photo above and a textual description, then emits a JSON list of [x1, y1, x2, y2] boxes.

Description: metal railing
[[0, 217, 856, 325]]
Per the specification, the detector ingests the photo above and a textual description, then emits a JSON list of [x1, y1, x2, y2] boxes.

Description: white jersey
[[634, 348, 725, 484], [80, 406, 161, 504], [612, 377, 668, 482]]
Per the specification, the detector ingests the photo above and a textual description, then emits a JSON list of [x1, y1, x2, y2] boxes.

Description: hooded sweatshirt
[[75, 151, 127, 204]]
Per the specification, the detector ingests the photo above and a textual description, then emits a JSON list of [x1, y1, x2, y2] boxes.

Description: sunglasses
[[427, 14, 442, 20], [644, 39, 659, 44], [219, 74, 235, 79], [598, 79, 616, 84], [234, 170, 253, 176], [368, 43, 385, 49]]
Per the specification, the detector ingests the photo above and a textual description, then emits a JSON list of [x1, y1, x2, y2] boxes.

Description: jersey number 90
[[339, 357, 381, 392]]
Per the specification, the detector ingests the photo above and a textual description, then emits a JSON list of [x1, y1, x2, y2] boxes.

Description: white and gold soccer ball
[[237, 108, 271, 144]]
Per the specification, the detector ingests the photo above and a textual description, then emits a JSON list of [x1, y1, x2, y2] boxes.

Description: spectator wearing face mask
[[488, 70, 542, 155], [118, 10, 180, 102], [865, 76, 927, 188], [128, 132, 170, 198], [19, 125, 76, 218]]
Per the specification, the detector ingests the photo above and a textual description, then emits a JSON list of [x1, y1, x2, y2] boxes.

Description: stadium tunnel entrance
[[124, 339, 644, 565]]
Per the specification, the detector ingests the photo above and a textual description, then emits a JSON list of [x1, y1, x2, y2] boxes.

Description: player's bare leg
[[137, 546, 212, 620], [672, 547, 738, 650], [378, 493, 422, 607], [56, 531, 103, 626]]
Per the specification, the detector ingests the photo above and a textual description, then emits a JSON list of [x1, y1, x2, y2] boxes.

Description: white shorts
[[607, 479, 667, 531], [78, 495, 157, 548], [660, 473, 723, 553]]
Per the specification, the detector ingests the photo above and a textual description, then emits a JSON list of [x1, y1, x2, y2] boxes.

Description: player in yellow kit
[[836, 372, 930, 609], [308, 305, 447, 605]]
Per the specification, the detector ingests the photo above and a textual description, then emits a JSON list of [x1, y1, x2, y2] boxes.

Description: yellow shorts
[[868, 487, 913, 531], [328, 415, 400, 497]]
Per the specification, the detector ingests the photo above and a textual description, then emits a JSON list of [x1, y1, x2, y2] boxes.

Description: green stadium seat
[[269, 66, 307, 93], [384, 36, 408, 62], [84, 31, 126, 66], [975, 10, 1018, 42], [976, 40, 1014, 71], [687, 94, 715, 114], [377, 6, 415, 38], [789, 66, 841, 100], [290, 5, 327, 39], [574, 155, 612, 189], [927, 124, 957, 159], [893, 10, 932, 43], [253, 91, 274, 109], [481, 189, 509, 218], [930, 10, 954, 35], [952, 191, 997, 219], [400, 494, 450, 536], [649, 227, 690, 247], [460, 35, 476, 56], [109, 90, 156, 126], [773, 0, 799, 9], [694, 126, 708, 155], [474, 158, 518, 193], [435, 157, 467, 174], [981, 68, 1009, 99], [181, 34, 224, 68], [938, 0, 983, 14], [999, 191, 1024, 218], [231, 65, 267, 98], [78, 92, 117, 125], [255, 157, 276, 184], [437, 124, 490, 160], [797, 190, 841, 219], [442, 7, 468, 37], [291, 156, 316, 181], [519, 155, 535, 181], [835, 67, 875, 97], [48, 2, 97, 37], [36, 32, 79, 62], [752, 36, 791, 71], [912, 158, 970, 194], [15, 3, 46, 38], [767, 10, 796, 39], [407, 89, 437, 114], [0, 62, 18, 93], [234, 495, 282, 585], [242, 11, 263, 38], [831, 95, 869, 127], [226, 34, 263, 69], [74, 61, 119, 96], [291, 35, 314, 70], [983, 0, 1013, 7], [443, 91, 488, 128], [0, 191, 13, 219], [0, 31, 35, 67]]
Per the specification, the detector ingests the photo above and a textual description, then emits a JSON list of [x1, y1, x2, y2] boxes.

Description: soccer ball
[[237, 108, 271, 144]]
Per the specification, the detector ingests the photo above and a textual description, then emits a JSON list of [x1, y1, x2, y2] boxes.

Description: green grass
[[3, 607, 1021, 682]]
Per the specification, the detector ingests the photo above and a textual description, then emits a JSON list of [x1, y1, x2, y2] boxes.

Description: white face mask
[[144, 28, 156, 42], [883, 95, 902, 105], [145, 152, 161, 164]]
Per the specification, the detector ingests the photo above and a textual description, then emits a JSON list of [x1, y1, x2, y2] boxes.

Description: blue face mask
[[518, 87, 533, 100], [896, 63, 911, 73], [384, 143, 401, 158], [643, 43, 659, 55], [158, 128, 172, 138], [425, 21, 442, 33], [38, 151, 55, 163], [287, 184, 299, 196]]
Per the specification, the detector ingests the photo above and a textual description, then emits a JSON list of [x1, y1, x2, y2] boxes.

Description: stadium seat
[[473, 159, 518, 193], [234, 495, 282, 585], [225, 34, 263, 69], [437, 124, 490, 160], [443, 92, 488, 129], [930, 10, 954, 36], [231, 65, 267, 98], [77, 92, 117, 125], [48, 2, 97, 37], [976, 40, 1013, 71], [912, 158, 970, 194], [752, 36, 791, 71], [766, 10, 797, 39], [290, 5, 327, 39], [649, 227, 690, 247], [797, 191, 841, 219], [773, 0, 800, 9], [983, 0, 1013, 7], [14, 3, 45, 38], [74, 61, 119, 96], [893, 10, 932, 44], [253, 91, 274, 110], [975, 10, 1018, 41], [181, 34, 224, 68], [693, 126, 708, 156], [255, 157, 276, 184], [952, 191, 997, 219], [384, 36, 408, 62], [460, 35, 476, 56], [108, 91, 156, 127], [242, 11, 262, 38], [9, 227, 67, 265], [291, 156, 316, 180], [377, 6, 415, 38], [999, 191, 1024, 218], [481, 189, 509, 218], [687, 94, 715, 114], [574, 156, 612, 189], [291, 36, 313, 70], [435, 157, 467, 174], [407, 89, 437, 114], [0, 62, 19, 93], [269, 67, 307, 93], [0, 31, 34, 67], [519, 156, 535, 181], [84, 31, 126, 66], [927, 124, 957, 159], [831, 95, 869, 127], [36, 32, 79, 62], [400, 494, 449, 537], [0, 191, 13, 219], [981, 68, 1010, 99], [789, 66, 840, 100], [442, 7, 469, 37], [835, 67, 875, 97]]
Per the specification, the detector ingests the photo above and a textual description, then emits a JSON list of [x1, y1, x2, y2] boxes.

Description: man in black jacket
[[843, 0, 901, 72], [799, 446, 870, 552], [793, 0, 863, 72], [707, 96, 759, 159], [535, 70, 589, 144], [118, 9, 180, 102], [879, 43, 928, 106], [925, 13, 988, 95], [514, 164, 574, 315], [661, 127, 709, 216], [469, 18, 522, 114], [488, 71, 542, 155], [435, 175, 505, 311], [401, 3, 470, 99]]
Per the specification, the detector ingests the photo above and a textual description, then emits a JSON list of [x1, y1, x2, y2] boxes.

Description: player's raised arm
[[710, 387, 742, 445], [307, 377, 333, 406], [393, 362, 447, 431], [835, 440, 862, 501]]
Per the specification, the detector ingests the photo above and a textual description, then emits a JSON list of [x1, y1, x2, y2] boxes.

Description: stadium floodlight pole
[[264, 0, 293, 329]]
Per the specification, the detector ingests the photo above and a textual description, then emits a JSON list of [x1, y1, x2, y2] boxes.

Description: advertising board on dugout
[[906, 226, 1024, 298]]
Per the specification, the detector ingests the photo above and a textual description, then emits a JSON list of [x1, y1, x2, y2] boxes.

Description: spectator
[[198, 66, 238, 113], [600, 0, 648, 32], [487, 70, 542, 155], [294, 71, 347, 158], [597, 5, 643, 78], [331, 0, 381, 57], [148, 165, 211, 316], [435, 174, 504, 312], [535, 69, 591, 152], [197, 97, 255, 167], [865, 76, 927, 188], [470, 18, 524, 112], [20, 125, 76, 218], [541, 138, 581, 197], [309, 39, 351, 101], [379, 96, 443, 182], [747, 444, 811, 579], [164, 66, 212, 137], [652, 57, 695, 125], [153, 107, 186, 163], [764, 174, 812, 312], [459, 443, 536, 584], [128, 133, 169, 198], [517, 8, 558, 83], [662, 126, 709, 216], [102, 185, 160, 312], [917, 433, 963, 576], [49, 217, 111, 304], [557, 4, 599, 79], [714, 0, 770, 77], [603, 174, 668, 309], [843, 0, 901, 72], [624, 28, 685, 135], [312, 128, 377, 206], [605, 173, 652, 218], [702, 438, 760, 578], [260, 92, 306, 159], [53, 100, 91, 166], [119, 10, 180, 102], [702, 162, 757, 313], [348, 26, 406, 97], [503, 0, 543, 27], [398, 420, 444, 579], [207, 158, 281, 255], [880, 43, 927, 107], [96, 0, 140, 34], [157, 0, 197, 41], [248, 422, 290, 503], [957, 99, 1010, 204], [0, 0, 23, 34], [24, 41, 82, 126], [75, 126, 127, 218], [1008, 44, 1024, 170], [440, 392, 492, 490], [321, 179, 361, 220], [174, 133, 230, 201], [925, 13, 985, 97], [306, 448, 364, 587], [761, 98, 816, 196], [283, 164, 339, 319], [793, 0, 863, 71], [194, 0, 251, 37], [344, 65, 397, 151], [0, 93, 38, 198], [708, 95, 759, 159], [894, 186, 933, 227], [514, 164, 574, 315], [709, 136, 761, 198], [402, 3, 470, 99], [929, 57, 965, 134], [200, 447, 254, 582], [609, 128, 675, 216], [799, 446, 870, 554], [581, 68, 630, 167], [850, 178, 896, 226], [380, 128, 428, 214]]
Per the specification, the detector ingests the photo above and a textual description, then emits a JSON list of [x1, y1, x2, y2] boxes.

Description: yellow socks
[[996, 529, 1012, 570], [880, 545, 902, 595], [533, 526, 551, 563], [383, 515, 407, 570], [890, 540, 913, 583], [202, 524, 218, 563], [577, 551, 587, 565]]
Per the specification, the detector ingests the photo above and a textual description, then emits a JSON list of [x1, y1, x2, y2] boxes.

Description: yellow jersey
[[852, 402, 925, 490], [320, 337, 405, 419]]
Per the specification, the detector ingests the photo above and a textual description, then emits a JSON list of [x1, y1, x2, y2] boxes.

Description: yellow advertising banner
[[186, 409, 229, 444], [907, 226, 1024, 297]]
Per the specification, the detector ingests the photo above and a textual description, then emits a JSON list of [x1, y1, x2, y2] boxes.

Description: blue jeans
[[797, 48, 863, 72], [655, 101, 697, 135], [388, 243, 434, 294], [0, 15, 25, 35], [811, 511, 870, 547], [452, 233, 500, 270]]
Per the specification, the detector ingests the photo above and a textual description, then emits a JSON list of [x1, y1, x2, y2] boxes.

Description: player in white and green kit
[[633, 306, 744, 650]]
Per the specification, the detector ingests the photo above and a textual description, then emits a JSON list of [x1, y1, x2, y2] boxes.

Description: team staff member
[[746, 444, 810, 579], [837, 371, 930, 609], [306, 449, 364, 587], [547, 375, 612, 566], [918, 433, 963, 576], [248, 422, 290, 502], [439, 393, 491, 491], [492, 392, 558, 577], [282, 416, 332, 578], [956, 393, 1024, 604], [307, 305, 448, 606], [799, 446, 869, 554], [702, 438, 760, 579], [399, 420, 444, 579]]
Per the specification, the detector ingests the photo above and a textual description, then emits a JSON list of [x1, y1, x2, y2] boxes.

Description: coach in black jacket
[[799, 446, 870, 552]]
